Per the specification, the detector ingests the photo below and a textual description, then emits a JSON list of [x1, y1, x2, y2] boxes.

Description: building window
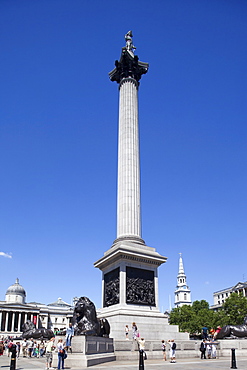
[[184, 293, 187, 300], [222, 294, 224, 298], [226, 293, 228, 297], [218, 301, 220, 304], [218, 295, 220, 299], [55, 318, 57, 323]]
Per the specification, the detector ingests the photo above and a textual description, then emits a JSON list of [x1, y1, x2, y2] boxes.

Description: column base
[[112, 235, 145, 246]]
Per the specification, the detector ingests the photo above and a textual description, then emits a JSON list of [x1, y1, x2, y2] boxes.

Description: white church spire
[[174, 253, 192, 307], [178, 253, 184, 275]]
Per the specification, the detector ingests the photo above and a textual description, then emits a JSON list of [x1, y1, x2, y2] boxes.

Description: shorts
[[46, 351, 53, 362]]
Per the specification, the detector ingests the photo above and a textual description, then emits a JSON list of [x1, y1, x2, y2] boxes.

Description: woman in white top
[[57, 339, 65, 370]]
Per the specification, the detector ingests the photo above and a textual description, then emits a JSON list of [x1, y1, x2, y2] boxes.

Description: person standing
[[214, 326, 222, 339], [211, 340, 217, 359], [200, 339, 207, 359], [138, 337, 147, 360], [0, 341, 4, 356], [16, 342, 21, 358], [21, 338, 28, 357], [57, 338, 65, 370], [202, 326, 208, 339], [161, 340, 167, 361], [45, 337, 55, 370], [32, 341, 37, 357], [39, 340, 45, 357], [132, 322, 138, 340], [125, 325, 129, 340], [65, 323, 74, 353], [27, 338, 34, 358], [169, 339, 176, 363]]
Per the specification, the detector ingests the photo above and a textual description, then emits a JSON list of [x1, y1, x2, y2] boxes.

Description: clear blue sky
[[0, 0, 246, 311]]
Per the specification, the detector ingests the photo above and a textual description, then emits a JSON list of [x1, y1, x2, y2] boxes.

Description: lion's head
[[22, 320, 35, 333], [74, 297, 98, 323], [74, 296, 95, 315]]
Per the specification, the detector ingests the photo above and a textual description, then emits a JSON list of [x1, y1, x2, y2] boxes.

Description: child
[[161, 340, 166, 361]]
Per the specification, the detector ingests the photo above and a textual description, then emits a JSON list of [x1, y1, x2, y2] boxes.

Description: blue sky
[[0, 0, 246, 311]]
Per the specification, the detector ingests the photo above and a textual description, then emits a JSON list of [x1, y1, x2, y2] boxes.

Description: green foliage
[[170, 300, 215, 334], [169, 295, 247, 334], [192, 300, 209, 313], [169, 305, 196, 333], [221, 292, 247, 325]]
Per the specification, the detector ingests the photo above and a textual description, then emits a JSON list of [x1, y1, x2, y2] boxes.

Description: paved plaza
[[1, 355, 247, 370]]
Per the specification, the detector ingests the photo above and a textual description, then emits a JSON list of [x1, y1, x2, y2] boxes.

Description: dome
[[5, 278, 26, 304]]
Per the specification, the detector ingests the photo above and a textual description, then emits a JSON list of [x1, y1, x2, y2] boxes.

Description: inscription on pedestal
[[104, 268, 120, 307], [126, 267, 155, 306]]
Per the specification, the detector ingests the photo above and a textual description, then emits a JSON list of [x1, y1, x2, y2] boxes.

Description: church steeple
[[174, 253, 192, 307]]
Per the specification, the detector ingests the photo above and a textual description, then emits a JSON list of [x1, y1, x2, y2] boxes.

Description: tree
[[192, 300, 209, 313], [170, 300, 214, 334], [169, 305, 196, 333], [220, 292, 247, 325]]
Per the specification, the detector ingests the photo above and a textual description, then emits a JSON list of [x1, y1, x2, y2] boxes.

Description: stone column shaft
[[11, 312, 15, 332], [117, 78, 141, 240]]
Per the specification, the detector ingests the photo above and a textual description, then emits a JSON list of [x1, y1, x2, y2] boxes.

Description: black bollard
[[139, 349, 145, 370], [231, 348, 237, 369], [10, 345, 17, 370]]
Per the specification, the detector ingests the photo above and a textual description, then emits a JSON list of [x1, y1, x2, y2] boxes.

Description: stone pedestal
[[95, 240, 188, 341], [97, 305, 189, 341], [53, 336, 115, 368]]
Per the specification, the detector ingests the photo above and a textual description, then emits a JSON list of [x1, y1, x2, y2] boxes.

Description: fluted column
[[117, 77, 142, 241], [109, 41, 149, 246]]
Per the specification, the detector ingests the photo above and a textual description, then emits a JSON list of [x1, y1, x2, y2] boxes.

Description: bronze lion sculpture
[[215, 317, 247, 339], [22, 320, 54, 340], [72, 296, 110, 337]]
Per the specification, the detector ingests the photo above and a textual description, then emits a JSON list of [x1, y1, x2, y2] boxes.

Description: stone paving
[[1, 355, 247, 370]]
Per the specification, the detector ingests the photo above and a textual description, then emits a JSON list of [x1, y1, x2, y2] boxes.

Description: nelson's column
[[94, 32, 188, 341]]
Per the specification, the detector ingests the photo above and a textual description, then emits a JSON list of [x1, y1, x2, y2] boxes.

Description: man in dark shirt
[[200, 339, 207, 359]]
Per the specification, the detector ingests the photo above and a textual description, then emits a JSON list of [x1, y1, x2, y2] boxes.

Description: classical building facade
[[211, 281, 247, 310], [0, 279, 74, 336], [174, 254, 192, 307]]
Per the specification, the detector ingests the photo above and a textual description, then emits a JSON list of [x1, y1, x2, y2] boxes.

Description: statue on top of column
[[125, 31, 136, 52]]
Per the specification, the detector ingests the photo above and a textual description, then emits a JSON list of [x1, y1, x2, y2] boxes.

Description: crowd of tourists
[[0, 323, 74, 369], [123, 322, 222, 364]]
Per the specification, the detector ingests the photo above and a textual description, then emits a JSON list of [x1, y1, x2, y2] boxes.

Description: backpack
[[172, 342, 176, 350]]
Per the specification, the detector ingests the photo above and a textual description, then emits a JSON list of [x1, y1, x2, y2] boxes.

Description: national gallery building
[[0, 279, 74, 336]]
